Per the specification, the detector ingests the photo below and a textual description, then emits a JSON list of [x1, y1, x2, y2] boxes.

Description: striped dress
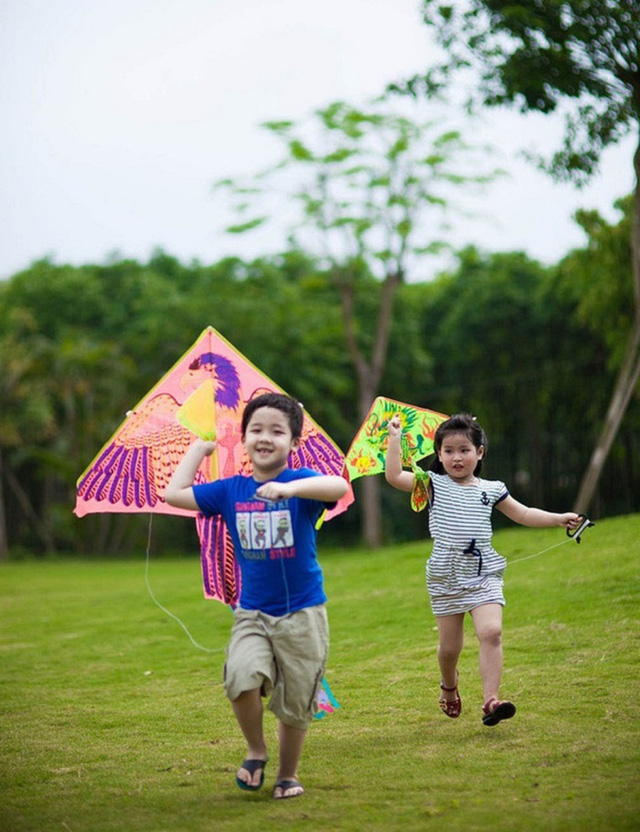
[[426, 472, 509, 616]]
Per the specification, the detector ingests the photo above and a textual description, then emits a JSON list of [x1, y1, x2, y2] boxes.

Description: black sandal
[[482, 697, 516, 726], [236, 758, 268, 791], [273, 779, 304, 799]]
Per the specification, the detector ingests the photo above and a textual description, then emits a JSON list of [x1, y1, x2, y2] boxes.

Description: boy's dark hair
[[430, 413, 487, 476], [241, 392, 304, 440]]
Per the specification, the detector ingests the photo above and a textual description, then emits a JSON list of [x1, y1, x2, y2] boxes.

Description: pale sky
[[0, 0, 635, 281]]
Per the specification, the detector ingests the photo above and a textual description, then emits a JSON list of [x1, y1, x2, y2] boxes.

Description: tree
[[397, 0, 640, 513], [416, 246, 614, 509], [555, 195, 640, 511], [0, 252, 363, 555], [0, 316, 56, 558], [214, 99, 498, 545], [0, 257, 189, 555]]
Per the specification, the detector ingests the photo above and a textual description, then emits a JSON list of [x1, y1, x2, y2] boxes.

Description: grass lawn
[[1, 514, 639, 831]]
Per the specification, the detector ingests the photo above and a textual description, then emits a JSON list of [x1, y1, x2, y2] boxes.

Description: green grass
[[1, 515, 639, 831]]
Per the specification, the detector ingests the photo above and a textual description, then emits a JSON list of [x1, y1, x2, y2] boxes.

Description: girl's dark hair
[[241, 392, 304, 439], [430, 413, 487, 476]]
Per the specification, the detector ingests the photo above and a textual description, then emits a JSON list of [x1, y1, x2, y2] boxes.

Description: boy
[[165, 392, 348, 799]]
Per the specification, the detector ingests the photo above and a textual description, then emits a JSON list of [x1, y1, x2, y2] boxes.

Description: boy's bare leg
[[273, 721, 306, 798], [470, 603, 504, 702], [231, 688, 268, 787], [436, 613, 464, 700]]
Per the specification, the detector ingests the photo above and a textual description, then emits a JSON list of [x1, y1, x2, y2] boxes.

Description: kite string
[[144, 514, 223, 654], [508, 536, 573, 566]]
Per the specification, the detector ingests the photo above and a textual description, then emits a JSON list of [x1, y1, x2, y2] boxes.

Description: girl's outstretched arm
[[165, 439, 216, 511], [384, 415, 416, 493], [497, 495, 580, 529]]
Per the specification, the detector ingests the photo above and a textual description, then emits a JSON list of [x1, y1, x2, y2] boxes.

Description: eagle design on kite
[[75, 327, 353, 605]]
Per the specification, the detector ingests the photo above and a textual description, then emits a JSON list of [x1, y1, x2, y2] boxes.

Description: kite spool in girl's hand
[[566, 514, 594, 544]]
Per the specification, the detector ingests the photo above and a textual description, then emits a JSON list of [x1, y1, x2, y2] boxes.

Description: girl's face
[[437, 431, 484, 484], [242, 406, 299, 481]]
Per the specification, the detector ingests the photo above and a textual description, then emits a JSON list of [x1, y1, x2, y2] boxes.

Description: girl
[[385, 412, 580, 726]]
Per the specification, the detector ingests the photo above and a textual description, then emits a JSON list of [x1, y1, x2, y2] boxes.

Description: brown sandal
[[439, 673, 462, 718]]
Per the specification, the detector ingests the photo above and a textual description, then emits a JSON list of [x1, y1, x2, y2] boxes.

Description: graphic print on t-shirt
[[250, 511, 271, 549], [271, 509, 293, 548], [236, 512, 251, 549], [235, 503, 295, 558]]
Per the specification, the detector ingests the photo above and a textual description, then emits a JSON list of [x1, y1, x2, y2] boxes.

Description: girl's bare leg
[[470, 604, 504, 702], [436, 613, 465, 700], [231, 688, 268, 787]]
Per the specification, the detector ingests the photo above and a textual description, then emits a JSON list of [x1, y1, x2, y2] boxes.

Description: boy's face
[[242, 406, 299, 480]]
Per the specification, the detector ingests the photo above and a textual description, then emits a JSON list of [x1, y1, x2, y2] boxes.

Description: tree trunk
[[0, 454, 9, 560], [4, 464, 56, 553], [574, 321, 640, 513], [337, 266, 402, 547], [358, 375, 382, 547], [574, 135, 640, 513], [360, 475, 382, 548]]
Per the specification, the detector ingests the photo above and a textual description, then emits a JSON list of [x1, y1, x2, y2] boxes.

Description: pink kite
[[74, 326, 354, 604]]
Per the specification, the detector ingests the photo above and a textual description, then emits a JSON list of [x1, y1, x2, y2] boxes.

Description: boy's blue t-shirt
[[192, 468, 329, 617]]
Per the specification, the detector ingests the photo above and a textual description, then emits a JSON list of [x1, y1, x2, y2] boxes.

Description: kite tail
[[410, 467, 430, 512], [315, 677, 340, 719], [198, 515, 240, 604]]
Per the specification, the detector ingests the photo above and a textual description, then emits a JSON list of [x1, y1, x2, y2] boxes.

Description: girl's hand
[[388, 414, 402, 438], [384, 414, 415, 493], [560, 512, 581, 530]]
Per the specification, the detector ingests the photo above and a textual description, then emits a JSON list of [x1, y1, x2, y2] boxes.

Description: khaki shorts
[[224, 605, 329, 730]]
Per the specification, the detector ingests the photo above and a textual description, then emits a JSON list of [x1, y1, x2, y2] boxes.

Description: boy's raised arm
[[165, 439, 216, 511]]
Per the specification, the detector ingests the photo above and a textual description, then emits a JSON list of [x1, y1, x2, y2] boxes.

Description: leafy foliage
[[0, 196, 637, 554], [398, 0, 640, 183], [558, 194, 634, 365], [215, 99, 499, 277]]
